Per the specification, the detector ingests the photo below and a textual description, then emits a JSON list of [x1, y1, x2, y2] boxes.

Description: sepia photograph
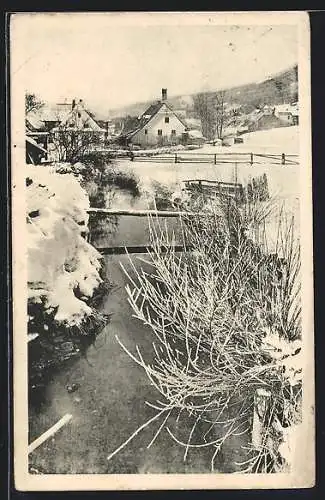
[[11, 11, 314, 490]]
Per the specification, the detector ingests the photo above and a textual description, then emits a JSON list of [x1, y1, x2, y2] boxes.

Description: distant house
[[246, 108, 282, 132], [290, 103, 299, 125], [120, 89, 188, 147], [274, 104, 294, 125], [186, 129, 206, 145]]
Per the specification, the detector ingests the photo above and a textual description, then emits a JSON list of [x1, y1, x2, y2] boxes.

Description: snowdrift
[[26, 165, 103, 327]]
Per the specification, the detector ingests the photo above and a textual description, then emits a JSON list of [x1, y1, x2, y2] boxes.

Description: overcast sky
[[11, 13, 298, 116]]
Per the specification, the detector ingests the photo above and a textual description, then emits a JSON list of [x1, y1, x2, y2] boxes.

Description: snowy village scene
[[11, 12, 314, 488]]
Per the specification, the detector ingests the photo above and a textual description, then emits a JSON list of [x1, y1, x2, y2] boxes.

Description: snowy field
[[114, 127, 300, 207], [95, 126, 300, 254], [201, 126, 299, 155]]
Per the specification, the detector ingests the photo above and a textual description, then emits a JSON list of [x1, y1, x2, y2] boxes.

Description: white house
[[274, 104, 295, 125], [123, 89, 188, 147], [52, 99, 106, 136]]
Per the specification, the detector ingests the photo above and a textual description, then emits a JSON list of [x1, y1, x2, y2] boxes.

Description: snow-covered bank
[[27, 166, 103, 328]]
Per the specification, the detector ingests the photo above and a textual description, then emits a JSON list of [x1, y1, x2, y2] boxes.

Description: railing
[[128, 152, 299, 165], [183, 179, 244, 201]]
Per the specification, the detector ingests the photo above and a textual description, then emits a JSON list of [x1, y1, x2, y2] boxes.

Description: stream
[[28, 159, 300, 474], [28, 209, 250, 474]]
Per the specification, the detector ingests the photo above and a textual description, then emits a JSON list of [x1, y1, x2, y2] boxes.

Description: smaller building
[[274, 104, 294, 125], [186, 129, 206, 145], [290, 103, 299, 125], [246, 109, 282, 132]]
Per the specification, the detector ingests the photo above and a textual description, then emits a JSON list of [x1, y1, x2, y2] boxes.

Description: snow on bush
[[26, 165, 102, 327]]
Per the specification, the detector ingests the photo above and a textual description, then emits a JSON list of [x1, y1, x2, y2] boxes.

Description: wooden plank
[[28, 333, 39, 343], [184, 179, 242, 187], [87, 208, 206, 217], [254, 153, 283, 160], [28, 414, 73, 454], [98, 245, 193, 255]]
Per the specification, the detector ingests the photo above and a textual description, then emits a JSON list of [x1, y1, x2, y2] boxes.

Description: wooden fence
[[183, 179, 244, 200], [129, 152, 299, 166]]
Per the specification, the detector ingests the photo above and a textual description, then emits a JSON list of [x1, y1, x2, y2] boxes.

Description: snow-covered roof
[[26, 112, 46, 131], [57, 102, 105, 132], [185, 117, 202, 130], [29, 101, 105, 131], [188, 129, 204, 138], [222, 126, 238, 137], [122, 100, 188, 139], [275, 104, 292, 114], [26, 136, 47, 153]]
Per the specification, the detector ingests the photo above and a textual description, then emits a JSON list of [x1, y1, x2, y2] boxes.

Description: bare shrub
[[107, 198, 301, 472]]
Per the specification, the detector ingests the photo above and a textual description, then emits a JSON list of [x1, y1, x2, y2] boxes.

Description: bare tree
[[51, 124, 101, 163], [25, 93, 44, 115], [215, 90, 227, 139], [193, 92, 216, 140], [193, 90, 227, 140]]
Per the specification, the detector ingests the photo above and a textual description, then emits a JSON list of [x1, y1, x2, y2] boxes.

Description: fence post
[[175, 153, 178, 164], [214, 153, 217, 165], [281, 153, 286, 165], [250, 153, 254, 166]]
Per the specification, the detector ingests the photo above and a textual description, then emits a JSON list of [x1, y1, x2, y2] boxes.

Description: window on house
[[165, 116, 169, 123], [158, 129, 162, 136], [144, 129, 148, 135], [171, 129, 176, 135]]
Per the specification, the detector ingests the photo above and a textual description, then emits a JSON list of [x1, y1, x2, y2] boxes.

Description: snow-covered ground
[[200, 126, 299, 155], [237, 126, 298, 154], [115, 126, 300, 209], [27, 166, 103, 327]]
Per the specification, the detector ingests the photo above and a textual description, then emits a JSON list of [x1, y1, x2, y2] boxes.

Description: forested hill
[[109, 65, 298, 118]]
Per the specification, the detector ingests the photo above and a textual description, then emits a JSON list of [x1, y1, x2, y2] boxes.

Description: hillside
[[109, 65, 298, 119]]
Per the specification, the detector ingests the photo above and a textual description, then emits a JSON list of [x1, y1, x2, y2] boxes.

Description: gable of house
[[255, 113, 282, 130], [59, 102, 105, 132], [123, 100, 187, 144], [129, 102, 187, 145]]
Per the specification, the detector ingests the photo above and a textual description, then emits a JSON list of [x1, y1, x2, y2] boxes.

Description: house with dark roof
[[120, 89, 188, 147], [244, 107, 282, 132]]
